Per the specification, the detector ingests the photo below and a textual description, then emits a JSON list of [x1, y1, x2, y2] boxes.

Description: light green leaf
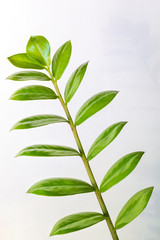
[[27, 178, 94, 196], [52, 41, 72, 80], [11, 114, 68, 130], [115, 187, 154, 229], [16, 145, 80, 157], [87, 122, 127, 161], [75, 91, 118, 125], [26, 35, 51, 66], [100, 152, 144, 192], [64, 62, 88, 103], [8, 53, 44, 69], [7, 71, 50, 81], [9, 85, 58, 101], [50, 212, 105, 236]]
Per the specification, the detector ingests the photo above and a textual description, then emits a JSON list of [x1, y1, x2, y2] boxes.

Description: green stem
[[47, 68, 119, 240]]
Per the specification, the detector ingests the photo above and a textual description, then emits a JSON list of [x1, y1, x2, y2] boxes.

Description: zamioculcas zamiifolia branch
[[7, 35, 154, 240]]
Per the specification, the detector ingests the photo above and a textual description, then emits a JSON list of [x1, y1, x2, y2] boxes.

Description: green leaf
[[52, 41, 72, 80], [11, 114, 68, 130], [50, 212, 105, 236], [75, 91, 118, 125], [16, 145, 80, 157], [26, 35, 51, 67], [8, 53, 44, 69], [27, 178, 94, 196], [87, 122, 127, 161], [115, 187, 154, 229], [64, 62, 88, 103], [9, 85, 58, 101], [7, 71, 50, 81], [100, 152, 144, 192]]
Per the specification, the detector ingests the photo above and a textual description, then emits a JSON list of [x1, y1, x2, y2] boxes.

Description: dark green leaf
[[87, 122, 127, 161], [52, 41, 72, 80], [7, 71, 50, 81], [75, 91, 118, 125], [64, 62, 88, 103], [9, 85, 58, 101], [26, 35, 51, 67], [16, 145, 80, 157], [50, 212, 105, 236], [27, 178, 94, 196], [11, 114, 68, 130], [115, 187, 154, 229], [8, 53, 44, 69], [100, 152, 144, 192]]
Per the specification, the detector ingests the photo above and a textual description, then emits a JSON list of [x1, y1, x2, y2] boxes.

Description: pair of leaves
[[28, 178, 153, 234], [8, 36, 51, 69], [51, 186, 153, 235]]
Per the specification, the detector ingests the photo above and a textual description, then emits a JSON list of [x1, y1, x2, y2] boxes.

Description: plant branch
[[47, 67, 119, 240]]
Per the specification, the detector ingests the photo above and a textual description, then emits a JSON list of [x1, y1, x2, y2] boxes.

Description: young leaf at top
[[11, 114, 68, 130], [50, 212, 106, 236], [15, 145, 80, 157], [52, 41, 72, 80], [64, 62, 88, 103], [7, 71, 50, 81], [27, 178, 94, 196], [75, 91, 118, 125], [8, 53, 44, 69], [115, 187, 154, 229], [26, 36, 51, 67], [87, 122, 127, 161], [9, 85, 58, 101], [100, 152, 144, 192]]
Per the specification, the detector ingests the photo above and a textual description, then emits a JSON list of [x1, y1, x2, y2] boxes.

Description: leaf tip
[[49, 230, 55, 237], [9, 126, 14, 132], [15, 151, 21, 158], [26, 188, 32, 194]]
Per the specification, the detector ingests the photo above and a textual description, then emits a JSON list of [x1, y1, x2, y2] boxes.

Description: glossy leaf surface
[[115, 187, 154, 229], [64, 62, 88, 103], [50, 212, 105, 236], [16, 145, 80, 157], [8, 53, 44, 69], [100, 152, 144, 192], [26, 35, 51, 66], [11, 114, 68, 130], [52, 41, 72, 80], [87, 122, 127, 161], [9, 85, 58, 101], [27, 178, 94, 196], [75, 91, 118, 125], [7, 71, 50, 81]]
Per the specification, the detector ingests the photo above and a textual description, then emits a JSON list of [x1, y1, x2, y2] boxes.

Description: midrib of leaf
[[56, 43, 69, 77], [58, 214, 105, 229], [31, 38, 48, 66]]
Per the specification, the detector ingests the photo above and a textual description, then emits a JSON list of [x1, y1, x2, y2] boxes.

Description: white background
[[0, 0, 160, 239]]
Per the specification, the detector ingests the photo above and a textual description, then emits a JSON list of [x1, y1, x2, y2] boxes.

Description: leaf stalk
[[47, 67, 119, 240]]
